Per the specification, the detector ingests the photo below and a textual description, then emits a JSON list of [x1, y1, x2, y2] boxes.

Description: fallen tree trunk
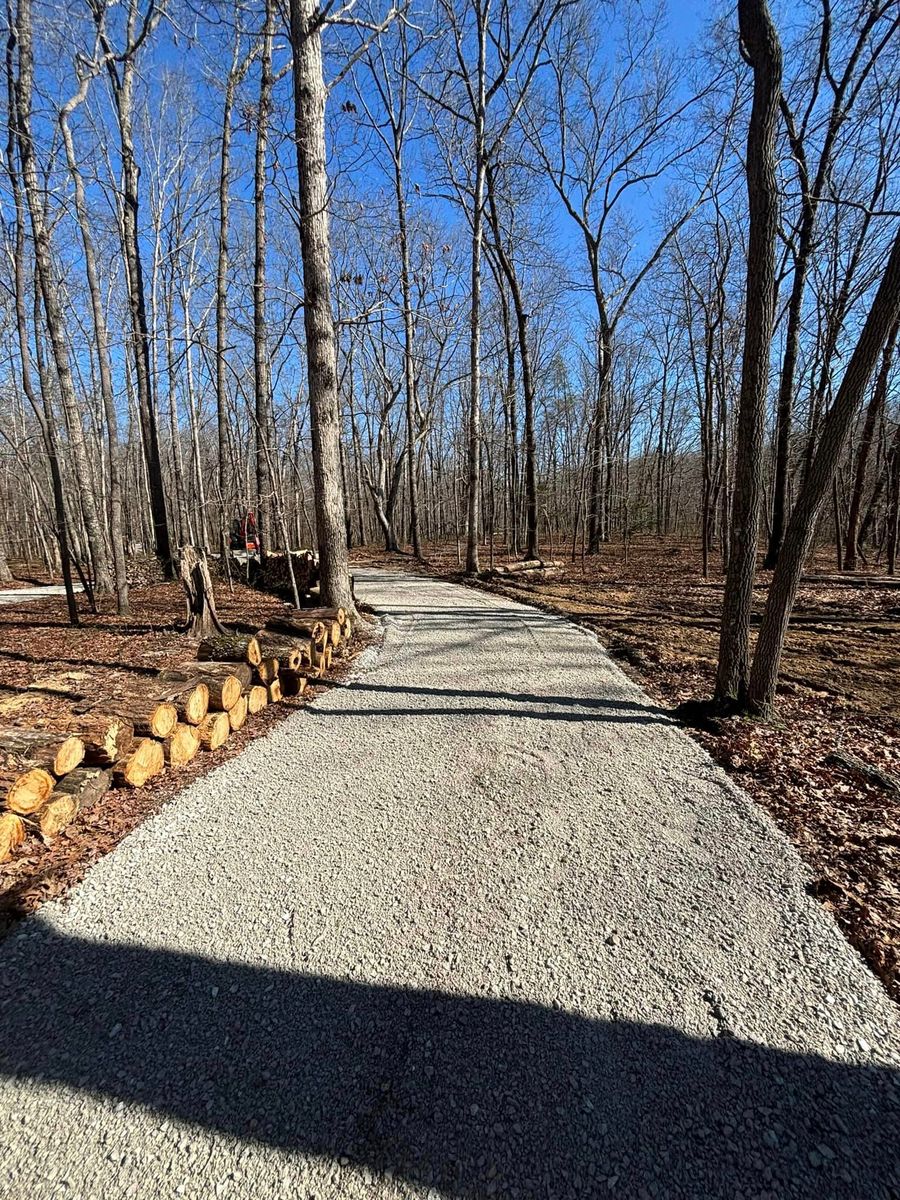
[[824, 751, 900, 797], [113, 738, 165, 788], [158, 663, 250, 711], [247, 684, 268, 714], [255, 657, 280, 685], [110, 698, 178, 740], [255, 634, 303, 670], [198, 633, 262, 666], [66, 715, 133, 767], [266, 678, 282, 704], [52, 766, 111, 811], [164, 682, 209, 726], [0, 729, 85, 776], [266, 614, 328, 643]]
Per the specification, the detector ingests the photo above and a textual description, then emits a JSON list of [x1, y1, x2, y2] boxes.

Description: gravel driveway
[[1, 567, 898, 1200]]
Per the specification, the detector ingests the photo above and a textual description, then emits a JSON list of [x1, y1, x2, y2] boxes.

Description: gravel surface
[[1, 567, 898, 1200], [0, 584, 82, 606]]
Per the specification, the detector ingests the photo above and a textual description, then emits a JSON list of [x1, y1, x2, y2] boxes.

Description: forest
[[0, 0, 899, 718]]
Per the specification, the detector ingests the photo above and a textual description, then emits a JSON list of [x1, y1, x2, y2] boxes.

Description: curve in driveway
[[0, 567, 898, 1200]]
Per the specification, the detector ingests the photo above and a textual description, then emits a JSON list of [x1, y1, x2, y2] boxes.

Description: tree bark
[[715, 0, 782, 706], [253, 0, 277, 559], [5, 0, 78, 624], [96, 0, 172, 576], [288, 0, 355, 614], [747, 226, 900, 713], [59, 84, 130, 613], [843, 319, 898, 570], [13, 0, 114, 596]]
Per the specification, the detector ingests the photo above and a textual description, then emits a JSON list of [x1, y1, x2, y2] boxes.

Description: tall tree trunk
[[466, 153, 485, 573], [59, 84, 129, 613], [254, 0, 277, 557], [4, 0, 77, 622], [843, 318, 899, 570], [484, 166, 538, 560], [216, 32, 252, 542], [97, 0, 172, 576], [715, 0, 782, 706], [288, 0, 355, 613], [748, 226, 900, 713], [587, 318, 612, 554], [14, 0, 113, 596]]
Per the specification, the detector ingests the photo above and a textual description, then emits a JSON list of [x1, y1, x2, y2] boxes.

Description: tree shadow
[[313, 680, 672, 725], [0, 648, 162, 676], [1, 928, 896, 1197]]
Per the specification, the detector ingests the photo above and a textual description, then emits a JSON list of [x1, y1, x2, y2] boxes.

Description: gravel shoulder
[[1, 566, 898, 1200]]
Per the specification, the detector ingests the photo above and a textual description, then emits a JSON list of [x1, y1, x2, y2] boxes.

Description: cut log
[[197, 633, 262, 666], [164, 682, 209, 726], [255, 657, 281, 685], [228, 694, 249, 732], [0, 729, 85, 776], [198, 711, 230, 750], [66, 715, 133, 767], [255, 634, 303, 671], [2, 767, 55, 815], [309, 641, 331, 671], [112, 698, 177, 740], [162, 723, 201, 768], [52, 766, 111, 811], [31, 794, 78, 840], [264, 614, 327, 643], [279, 669, 308, 698], [266, 679, 283, 704], [247, 684, 268, 714], [113, 738, 165, 788], [0, 812, 26, 862], [158, 663, 250, 711]]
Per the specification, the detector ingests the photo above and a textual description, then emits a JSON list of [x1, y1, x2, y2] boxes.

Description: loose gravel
[[1, 567, 898, 1200]]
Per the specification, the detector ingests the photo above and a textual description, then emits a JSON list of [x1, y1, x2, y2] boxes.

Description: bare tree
[[748, 224, 900, 712], [90, 0, 172, 575], [287, 0, 364, 612], [714, 0, 782, 707]]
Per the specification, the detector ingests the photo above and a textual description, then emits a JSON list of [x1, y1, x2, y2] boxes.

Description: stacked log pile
[[481, 559, 564, 580], [248, 550, 318, 600], [0, 607, 357, 862]]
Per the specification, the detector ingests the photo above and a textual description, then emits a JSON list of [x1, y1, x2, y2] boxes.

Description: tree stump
[[178, 545, 226, 638]]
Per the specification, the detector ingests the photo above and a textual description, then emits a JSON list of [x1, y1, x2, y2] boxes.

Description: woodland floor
[[0, 570, 372, 933], [353, 538, 900, 1004]]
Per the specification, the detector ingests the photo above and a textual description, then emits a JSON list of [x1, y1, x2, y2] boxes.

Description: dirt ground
[[0, 573, 373, 932], [353, 538, 900, 1004]]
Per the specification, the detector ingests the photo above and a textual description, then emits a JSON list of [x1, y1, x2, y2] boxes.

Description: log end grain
[[0, 812, 25, 862], [198, 711, 230, 751], [113, 738, 165, 788], [228, 694, 249, 732], [3, 767, 55, 815]]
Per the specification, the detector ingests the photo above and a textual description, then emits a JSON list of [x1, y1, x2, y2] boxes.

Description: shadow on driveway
[[1, 928, 897, 1197]]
